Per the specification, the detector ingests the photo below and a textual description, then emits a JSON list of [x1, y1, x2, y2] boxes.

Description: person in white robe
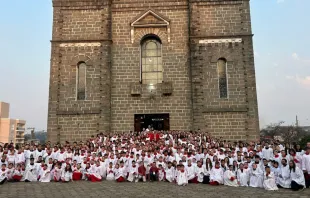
[[87, 163, 102, 182], [0, 164, 8, 184], [176, 165, 188, 186], [61, 164, 73, 182], [158, 164, 165, 181], [6, 163, 14, 181], [302, 147, 310, 188], [209, 162, 224, 185], [224, 165, 238, 187], [249, 163, 263, 188], [196, 161, 204, 183], [15, 149, 25, 165], [39, 164, 51, 182], [237, 163, 249, 187], [24, 158, 38, 182], [262, 143, 273, 161], [186, 160, 198, 183], [12, 164, 24, 182], [263, 166, 278, 190], [270, 161, 281, 183], [127, 161, 139, 182], [165, 162, 175, 182], [289, 160, 305, 191], [106, 162, 115, 181], [277, 159, 291, 188], [52, 163, 62, 182], [289, 149, 302, 169], [203, 159, 212, 184]]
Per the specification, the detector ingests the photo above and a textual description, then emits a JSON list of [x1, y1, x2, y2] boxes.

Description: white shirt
[[302, 153, 310, 174]]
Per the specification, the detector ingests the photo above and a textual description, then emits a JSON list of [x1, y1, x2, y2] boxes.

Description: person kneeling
[[39, 164, 51, 183], [149, 162, 159, 182], [224, 165, 238, 187], [209, 162, 224, 186], [289, 160, 305, 191], [176, 165, 188, 186], [61, 164, 72, 182], [263, 166, 278, 190], [128, 161, 139, 182]]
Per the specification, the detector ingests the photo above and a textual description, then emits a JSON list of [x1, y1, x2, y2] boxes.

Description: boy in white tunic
[[237, 163, 249, 187], [24, 158, 38, 182], [176, 165, 188, 186], [277, 159, 291, 188], [165, 162, 175, 183], [209, 162, 224, 185], [186, 160, 198, 183], [196, 161, 204, 183], [39, 164, 51, 182], [263, 166, 278, 190], [128, 160, 139, 182], [224, 165, 238, 187], [0, 164, 8, 185]]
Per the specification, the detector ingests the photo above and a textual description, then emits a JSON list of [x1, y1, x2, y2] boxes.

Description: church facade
[[47, 0, 259, 143]]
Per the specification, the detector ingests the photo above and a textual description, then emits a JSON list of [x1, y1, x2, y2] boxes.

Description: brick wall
[[190, 0, 259, 141], [48, 0, 112, 143], [48, 0, 259, 143], [111, 1, 192, 132]]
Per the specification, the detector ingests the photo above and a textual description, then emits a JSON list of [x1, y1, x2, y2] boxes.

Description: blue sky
[[0, 0, 309, 131]]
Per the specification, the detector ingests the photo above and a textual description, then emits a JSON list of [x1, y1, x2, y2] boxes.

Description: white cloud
[[291, 53, 310, 64], [277, 0, 285, 3], [292, 53, 300, 60], [286, 75, 310, 89]]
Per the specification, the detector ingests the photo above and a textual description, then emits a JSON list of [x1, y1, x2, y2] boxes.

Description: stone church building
[[47, 0, 259, 143]]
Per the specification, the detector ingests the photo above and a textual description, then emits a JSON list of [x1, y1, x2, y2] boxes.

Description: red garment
[[150, 166, 159, 174], [138, 165, 146, 176], [12, 175, 22, 181], [116, 176, 125, 182], [72, 172, 82, 181], [89, 175, 101, 182], [155, 133, 160, 141], [148, 133, 154, 141], [188, 176, 198, 184], [209, 181, 219, 186]]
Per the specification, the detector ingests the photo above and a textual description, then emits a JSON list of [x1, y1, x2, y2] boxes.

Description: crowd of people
[[0, 130, 309, 192]]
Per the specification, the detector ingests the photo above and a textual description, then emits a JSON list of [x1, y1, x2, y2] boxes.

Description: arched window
[[141, 37, 163, 84], [217, 58, 228, 98], [77, 62, 86, 100]]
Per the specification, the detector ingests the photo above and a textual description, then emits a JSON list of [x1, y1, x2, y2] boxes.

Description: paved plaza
[[0, 181, 309, 198]]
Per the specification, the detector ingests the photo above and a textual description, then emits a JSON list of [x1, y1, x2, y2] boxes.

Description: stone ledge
[[203, 107, 248, 113], [56, 109, 101, 115]]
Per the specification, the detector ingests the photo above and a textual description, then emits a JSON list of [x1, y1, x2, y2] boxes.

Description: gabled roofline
[[131, 9, 170, 27]]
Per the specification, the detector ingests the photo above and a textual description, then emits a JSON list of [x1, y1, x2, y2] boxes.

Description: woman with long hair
[[289, 160, 305, 191], [202, 158, 212, 184]]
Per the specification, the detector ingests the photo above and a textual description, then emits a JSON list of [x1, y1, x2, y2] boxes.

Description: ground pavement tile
[[0, 181, 309, 198]]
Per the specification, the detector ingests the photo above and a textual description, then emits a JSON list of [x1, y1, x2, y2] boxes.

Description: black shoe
[[0, 178, 7, 185], [25, 179, 30, 182]]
